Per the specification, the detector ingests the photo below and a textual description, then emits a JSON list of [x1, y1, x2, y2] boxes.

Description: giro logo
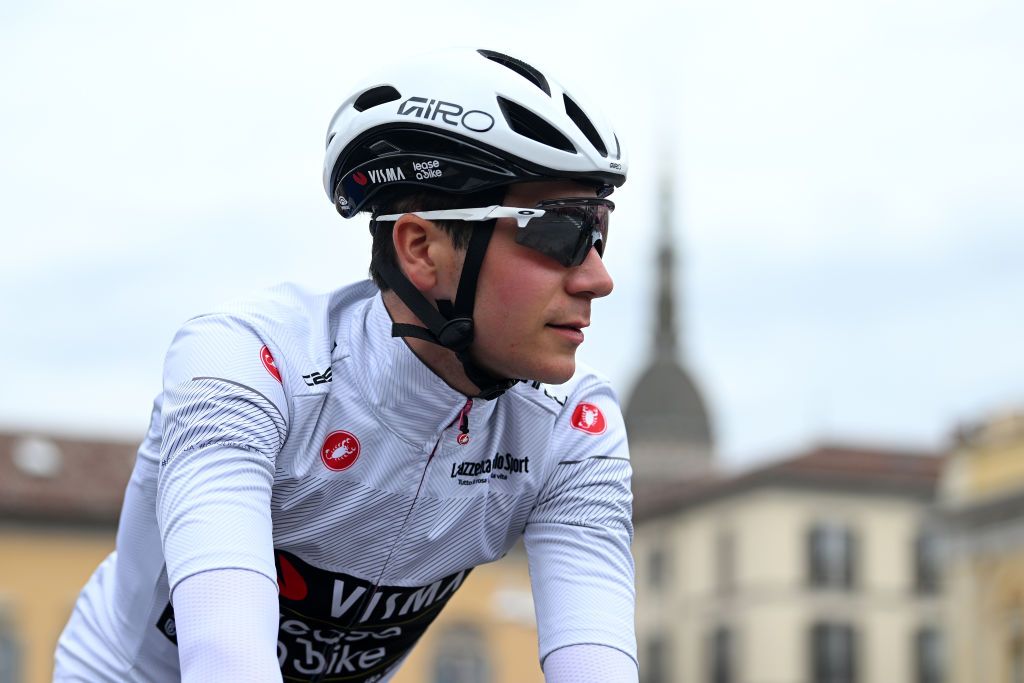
[[570, 402, 606, 435], [260, 345, 282, 383], [321, 430, 361, 471], [367, 167, 406, 184], [352, 171, 368, 186], [398, 96, 495, 133]]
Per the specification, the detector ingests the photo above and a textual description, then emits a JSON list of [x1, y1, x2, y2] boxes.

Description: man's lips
[[547, 321, 588, 344], [547, 320, 589, 332]]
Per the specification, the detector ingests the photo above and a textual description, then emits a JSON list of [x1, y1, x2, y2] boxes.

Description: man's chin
[[526, 359, 577, 387], [472, 349, 576, 388]]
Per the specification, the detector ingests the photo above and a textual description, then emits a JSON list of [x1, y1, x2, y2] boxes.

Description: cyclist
[[56, 47, 637, 682]]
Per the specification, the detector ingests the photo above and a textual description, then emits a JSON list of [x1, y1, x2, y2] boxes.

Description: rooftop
[[634, 444, 945, 522], [0, 431, 137, 527]]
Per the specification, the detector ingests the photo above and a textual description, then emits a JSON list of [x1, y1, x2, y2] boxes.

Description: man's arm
[[175, 568, 281, 682], [544, 644, 638, 683], [524, 379, 637, 681], [157, 314, 290, 679]]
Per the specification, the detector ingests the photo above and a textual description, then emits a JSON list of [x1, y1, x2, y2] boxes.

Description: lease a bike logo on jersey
[[157, 550, 470, 682], [273, 551, 469, 681]]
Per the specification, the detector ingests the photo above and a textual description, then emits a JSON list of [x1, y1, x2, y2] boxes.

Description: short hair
[[367, 186, 507, 291]]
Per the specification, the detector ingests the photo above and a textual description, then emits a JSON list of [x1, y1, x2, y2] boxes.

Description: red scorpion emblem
[[570, 402, 607, 435], [320, 430, 361, 471]]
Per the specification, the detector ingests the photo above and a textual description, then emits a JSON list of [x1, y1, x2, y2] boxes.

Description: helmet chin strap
[[371, 219, 518, 400]]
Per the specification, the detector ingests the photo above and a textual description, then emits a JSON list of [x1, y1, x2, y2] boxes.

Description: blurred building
[[392, 545, 543, 683], [625, 177, 948, 683], [0, 431, 134, 683], [633, 446, 945, 683], [939, 411, 1024, 683]]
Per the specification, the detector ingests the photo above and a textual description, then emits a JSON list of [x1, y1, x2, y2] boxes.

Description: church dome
[[625, 358, 713, 447]]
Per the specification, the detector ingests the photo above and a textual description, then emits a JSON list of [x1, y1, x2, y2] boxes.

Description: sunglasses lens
[[514, 201, 611, 267]]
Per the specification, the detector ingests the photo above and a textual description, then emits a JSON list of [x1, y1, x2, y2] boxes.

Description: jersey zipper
[[315, 398, 474, 680], [455, 397, 472, 444], [368, 397, 471, 580]]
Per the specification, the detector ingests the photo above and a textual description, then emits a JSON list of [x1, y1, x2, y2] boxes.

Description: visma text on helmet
[[367, 167, 406, 184], [397, 96, 495, 133]]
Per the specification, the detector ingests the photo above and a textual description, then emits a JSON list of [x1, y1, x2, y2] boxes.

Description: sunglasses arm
[[374, 206, 546, 228]]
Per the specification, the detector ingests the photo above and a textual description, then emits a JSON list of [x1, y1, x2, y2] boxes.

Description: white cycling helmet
[[323, 47, 628, 217]]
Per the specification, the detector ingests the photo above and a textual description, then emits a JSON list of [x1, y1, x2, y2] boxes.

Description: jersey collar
[[341, 293, 498, 447]]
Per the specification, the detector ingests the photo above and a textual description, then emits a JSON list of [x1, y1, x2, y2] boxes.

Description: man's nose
[[567, 246, 614, 298]]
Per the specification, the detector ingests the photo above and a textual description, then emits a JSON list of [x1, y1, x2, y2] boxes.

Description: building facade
[[939, 411, 1024, 683], [634, 447, 945, 683], [0, 432, 134, 683]]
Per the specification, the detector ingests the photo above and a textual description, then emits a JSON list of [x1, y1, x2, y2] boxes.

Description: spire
[[655, 169, 681, 362], [623, 145, 716, 484]]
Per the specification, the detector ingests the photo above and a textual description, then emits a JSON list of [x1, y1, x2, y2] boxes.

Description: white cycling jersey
[[57, 280, 635, 682]]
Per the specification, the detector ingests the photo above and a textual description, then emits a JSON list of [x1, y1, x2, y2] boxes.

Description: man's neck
[[380, 291, 481, 397]]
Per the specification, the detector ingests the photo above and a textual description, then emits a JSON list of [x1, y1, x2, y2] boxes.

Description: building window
[[716, 529, 736, 595], [644, 636, 668, 683], [809, 522, 856, 589], [914, 531, 941, 594], [1011, 611, 1024, 683], [708, 626, 734, 683], [649, 544, 667, 591], [915, 626, 944, 683], [0, 606, 20, 683], [432, 623, 490, 683], [811, 621, 856, 683]]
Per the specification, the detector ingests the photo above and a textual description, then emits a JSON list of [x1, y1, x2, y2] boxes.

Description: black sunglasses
[[374, 197, 614, 267]]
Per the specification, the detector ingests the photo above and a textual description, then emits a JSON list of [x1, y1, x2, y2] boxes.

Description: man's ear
[[392, 214, 456, 294]]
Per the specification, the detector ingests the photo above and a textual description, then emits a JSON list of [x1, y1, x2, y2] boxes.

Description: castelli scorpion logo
[[570, 402, 607, 435], [320, 430, 361, 471], [260, 345, 282, 383]]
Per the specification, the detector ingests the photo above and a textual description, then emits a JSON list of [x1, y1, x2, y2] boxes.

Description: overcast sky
[[2, 0, 1022, 468]]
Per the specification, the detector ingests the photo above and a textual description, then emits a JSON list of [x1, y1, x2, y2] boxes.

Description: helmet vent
[[562, 94, 607, 157], [613, 133, 621, 160], [478, 49, 551, 96], [353, 85, 402, 112], [497, 97, 576, 153]]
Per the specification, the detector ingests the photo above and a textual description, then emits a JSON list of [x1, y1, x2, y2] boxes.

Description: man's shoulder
[[163, 280, 378, 393], [183, 280, 377, 338], [201, 280, 373, 318]]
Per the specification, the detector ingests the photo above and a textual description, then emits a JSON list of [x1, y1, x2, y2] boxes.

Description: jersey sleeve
[[543, 644, 639, 683], [523, 379, 636, 666], [174, 568, 283, 682], [156, 312, 290, 597]]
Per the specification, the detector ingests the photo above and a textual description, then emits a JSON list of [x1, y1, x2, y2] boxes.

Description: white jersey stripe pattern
[[57, 280, 635, 682]]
